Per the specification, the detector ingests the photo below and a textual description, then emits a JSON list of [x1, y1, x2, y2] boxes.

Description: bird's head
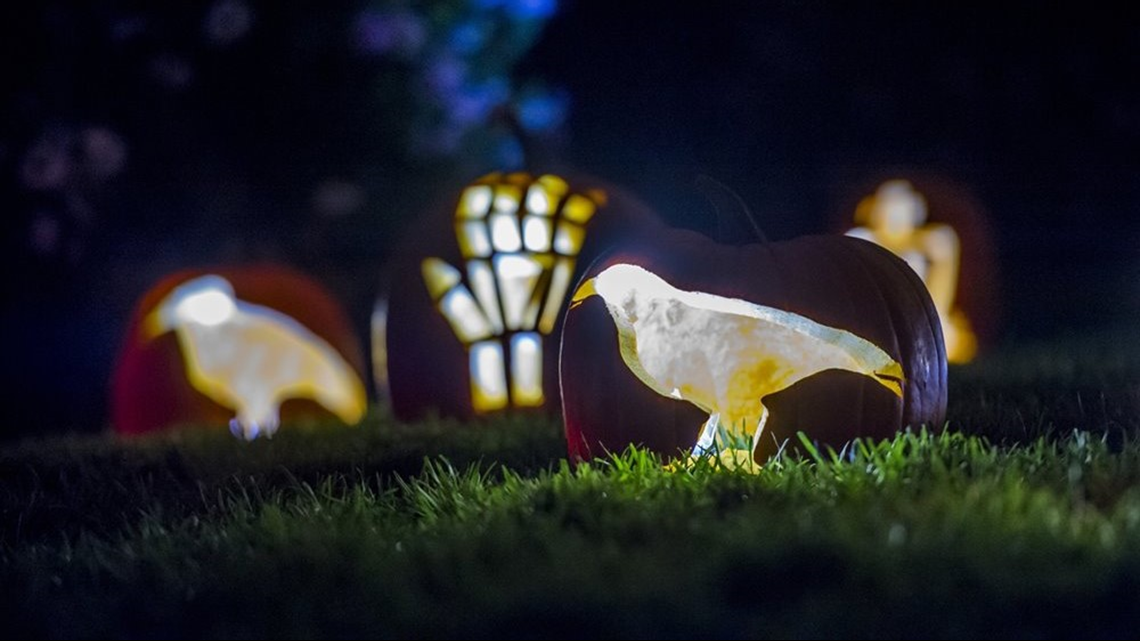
[[143, 275, 238, 339], [570, 264, 672, 330]]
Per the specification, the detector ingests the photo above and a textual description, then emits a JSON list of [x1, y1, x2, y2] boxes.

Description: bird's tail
[[828, 329, 905, 398], [319, 374, 367, 425], [309, 357, 368, 425], [872, 359, 905, 398]]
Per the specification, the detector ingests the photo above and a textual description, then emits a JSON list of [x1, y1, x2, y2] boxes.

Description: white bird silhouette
[[571, 264, 904, 462], [144, 275, 367, 440]]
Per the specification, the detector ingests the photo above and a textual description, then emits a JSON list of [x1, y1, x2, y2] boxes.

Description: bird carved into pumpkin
[[143, 275, 366, 440], [112, 265, 368, 439], [560, 227, 947, 466], [571, 263, 904, 462]]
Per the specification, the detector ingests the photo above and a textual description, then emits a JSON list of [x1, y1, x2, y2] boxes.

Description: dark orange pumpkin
[[831, 171, 1000, 354], [111, 263, 367, 436], [384, 171, 661, 421], [560, 228, 948, 463]]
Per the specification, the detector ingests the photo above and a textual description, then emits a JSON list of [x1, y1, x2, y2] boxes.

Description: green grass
[[5, 336, 1140, 638]]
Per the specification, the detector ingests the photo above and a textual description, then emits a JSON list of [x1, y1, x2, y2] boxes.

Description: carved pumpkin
[[111, 263, 368, 437], [560, 228, 948, 464], [834, 172, 1000, 361], [384, 171, 660, 421]]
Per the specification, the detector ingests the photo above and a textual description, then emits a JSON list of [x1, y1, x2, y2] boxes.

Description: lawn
[[3, 333, 1140, 638]]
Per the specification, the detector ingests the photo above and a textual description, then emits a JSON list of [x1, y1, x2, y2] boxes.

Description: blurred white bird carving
[[144, 275, 367, 440]]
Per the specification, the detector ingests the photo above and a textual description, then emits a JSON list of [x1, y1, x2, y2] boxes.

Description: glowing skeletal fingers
[[423, 173, 606, 412]]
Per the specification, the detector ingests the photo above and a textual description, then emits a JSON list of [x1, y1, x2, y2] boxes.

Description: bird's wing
[[234, 302, 367, 423], [172, 326, 245, 412], [616, 322, 715, 415], [680, 289, 895, 372]]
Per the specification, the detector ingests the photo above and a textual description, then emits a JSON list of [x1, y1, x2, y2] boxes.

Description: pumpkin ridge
[[695, 175, 769, 245], [848, 238, 946, 430]]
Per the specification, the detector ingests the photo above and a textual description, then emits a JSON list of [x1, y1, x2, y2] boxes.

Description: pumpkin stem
[[695, 175, 769, 244], [492, 105, 547, 174]]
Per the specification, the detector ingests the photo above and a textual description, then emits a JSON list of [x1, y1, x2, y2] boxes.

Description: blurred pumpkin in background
[[835, 172, 1000, 363], [111, 263, 367, 438], [381, 171, 662, 421]]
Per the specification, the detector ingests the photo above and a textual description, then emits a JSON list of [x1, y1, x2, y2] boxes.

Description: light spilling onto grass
[[571, 263, 904, 467], [144, 275, 367, 440], [423, 172, 606, 412], [847, 180, 976, 363]]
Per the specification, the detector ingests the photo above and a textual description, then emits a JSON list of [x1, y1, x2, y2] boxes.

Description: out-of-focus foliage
[[0, 1, 565, 437], [1, 1, 564, 282]]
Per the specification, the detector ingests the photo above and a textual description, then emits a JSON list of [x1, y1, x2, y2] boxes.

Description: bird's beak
[[142, 305, 171, 340], [874, 361, 905, 398], [569, 277, 597, 311]]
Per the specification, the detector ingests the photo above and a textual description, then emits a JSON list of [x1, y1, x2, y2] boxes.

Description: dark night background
[[1, 1, 1137, 439]]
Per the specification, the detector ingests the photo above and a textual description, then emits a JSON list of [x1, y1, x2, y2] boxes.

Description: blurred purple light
[[424, 57, 468, 96], [312, 180, 365, 218], [150, 54, 194, 90], [204, 0, 253, 46], [448, 93, 491, 125], [413, 122, 466, 156], [506, 0, 558, 20], [110, 15, 146, 42], [449, 21, 488, 55], [446, 78, 510, 124], [516, 91, 568, 132], [477, 77, 511, 104], [20, 135, 71, 191], [495, 136, 525, 169], [354, 9, 426, 57], [81, 127, 127, 180], [29, 213, 61, 256]]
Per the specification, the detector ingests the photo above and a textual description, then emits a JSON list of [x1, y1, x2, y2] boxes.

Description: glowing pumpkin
[[111, 264, 368, 438], [383, 171, 660, 420], [835, 173, 999, 363], [560, 228, 948, 465]]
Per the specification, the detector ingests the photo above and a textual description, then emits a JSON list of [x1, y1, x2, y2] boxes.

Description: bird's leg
[[229, 417, 259, 441], [229, 409, 277, 441], [750, 405, 770, 461], [692, 412, 721, 457], [262, 411, 280, 438]]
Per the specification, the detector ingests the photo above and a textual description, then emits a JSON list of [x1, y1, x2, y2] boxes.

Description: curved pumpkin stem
[[695, 174, 769, 245], [491, 104, 550, 174]]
